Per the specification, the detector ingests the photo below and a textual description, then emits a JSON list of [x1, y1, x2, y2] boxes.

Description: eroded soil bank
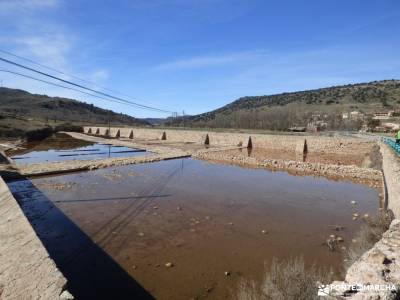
[[8, 158, 379, 299]]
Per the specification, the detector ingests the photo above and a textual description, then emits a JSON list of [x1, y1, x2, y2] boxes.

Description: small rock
[[261, 230, 268, 235], [326, 237, 336, 251], [177, 206, 182, 210], [352, 239, 357, 243], [336, 236, 344, 243], [353, 213, 359, 217], [138, 232, 145, 237], [60, 290, 74, 300], [165, 262, 174, 268], [351, 200, 357, 205], [224, 271, 230, 276], [132, 265, 138, 270], [363, 213, 369, 218], [228, 222, 234, 226]]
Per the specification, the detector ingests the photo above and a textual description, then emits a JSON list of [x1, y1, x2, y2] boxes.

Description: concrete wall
[[0, 177, 71, 299], [381, 143, 400, 218], [84, 126, 374, 154]]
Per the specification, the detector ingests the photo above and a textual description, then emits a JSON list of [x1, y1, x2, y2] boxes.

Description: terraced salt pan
[[8, 158, 379, 299], [7, 133, 147, 165]]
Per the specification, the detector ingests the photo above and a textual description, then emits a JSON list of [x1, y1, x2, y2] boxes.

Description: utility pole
[[182, 110, 185, 128], [108, 110, 111, 136]]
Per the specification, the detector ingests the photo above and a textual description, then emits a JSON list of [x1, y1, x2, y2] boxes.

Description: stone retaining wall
[[83, 126, 374, 155], [0, 176, 72, 299]]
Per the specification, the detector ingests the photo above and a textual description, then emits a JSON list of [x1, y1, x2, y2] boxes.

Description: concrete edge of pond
[[0, 176, 73, 300], [14, 152, 192, 178], [327, 143, 400, 299]]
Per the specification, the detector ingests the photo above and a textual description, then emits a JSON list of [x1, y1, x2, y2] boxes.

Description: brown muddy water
[[8, 158, 378, 299], [7, 133, 147, 165]]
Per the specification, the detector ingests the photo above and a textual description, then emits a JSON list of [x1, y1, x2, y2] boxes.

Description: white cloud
[[14, 34, 71, 68], [154, 50, 268, 71], [0, 0, 112, 103], [0, 0, 57, 12], [89, 69, 109, 83]]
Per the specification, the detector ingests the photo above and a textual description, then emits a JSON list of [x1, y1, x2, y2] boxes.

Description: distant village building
[[350, 111, 364, 120], [342, 111, 364, 120], [373, 111, 394, 120], [307, 120, 327, 132]]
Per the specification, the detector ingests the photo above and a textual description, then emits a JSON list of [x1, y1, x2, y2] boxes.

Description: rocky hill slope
[[0, 87, 148, 138]]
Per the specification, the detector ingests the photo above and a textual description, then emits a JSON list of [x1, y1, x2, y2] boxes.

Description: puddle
[[8, 158, 378, 299], [7, 133, 147, 164], [224, 147, 366, 166]]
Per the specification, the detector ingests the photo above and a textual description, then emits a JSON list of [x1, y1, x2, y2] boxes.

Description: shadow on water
[[7, 176, 155, 300]]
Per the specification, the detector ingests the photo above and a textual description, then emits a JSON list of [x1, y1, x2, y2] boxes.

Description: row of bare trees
[[189, 105, 363, 131]]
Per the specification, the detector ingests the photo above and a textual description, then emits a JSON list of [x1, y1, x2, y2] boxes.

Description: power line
[[0, 56, 175, 114], [0, 48, 160, 107], [0, 69, 138, 108]]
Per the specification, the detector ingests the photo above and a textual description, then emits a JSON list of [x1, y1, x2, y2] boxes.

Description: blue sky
[[0, 0, 399, 118]]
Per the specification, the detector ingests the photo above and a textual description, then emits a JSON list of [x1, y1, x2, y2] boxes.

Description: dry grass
[[236, 256, 334, 300], [345, 210, 393, 269]]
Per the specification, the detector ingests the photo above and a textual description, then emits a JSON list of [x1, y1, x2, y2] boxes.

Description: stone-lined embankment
[[0, 176, 72, 299], [193, 150, 382, 188], [327, 143, 400, 299]]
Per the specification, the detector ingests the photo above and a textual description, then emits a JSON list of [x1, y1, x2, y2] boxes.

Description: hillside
[[171, 80, 400, 130], [0, 87, 149, 138]]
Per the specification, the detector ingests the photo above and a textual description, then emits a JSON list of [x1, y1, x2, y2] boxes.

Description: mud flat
[[0, 176, 71, 299]]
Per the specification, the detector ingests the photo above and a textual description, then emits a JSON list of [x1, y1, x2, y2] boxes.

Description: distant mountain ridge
[[0, 87, 149, 138], [171, 79, 400, 129]]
